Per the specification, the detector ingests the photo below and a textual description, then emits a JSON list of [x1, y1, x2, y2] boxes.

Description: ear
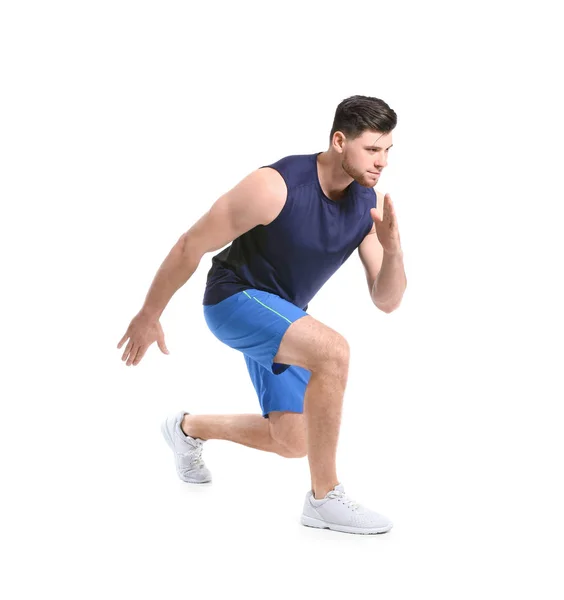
[[331, 131, 346, 153]]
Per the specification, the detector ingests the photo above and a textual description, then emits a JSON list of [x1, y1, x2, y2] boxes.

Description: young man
[[117, 95, 407, 535]]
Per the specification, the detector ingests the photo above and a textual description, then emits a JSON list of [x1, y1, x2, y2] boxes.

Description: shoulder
[[237, 167, 287, 226], [260, 153, 318, 189]]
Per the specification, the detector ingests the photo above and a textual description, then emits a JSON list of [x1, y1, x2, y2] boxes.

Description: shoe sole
[[160, 417, 212, 484], [301, 514, 392, 535]]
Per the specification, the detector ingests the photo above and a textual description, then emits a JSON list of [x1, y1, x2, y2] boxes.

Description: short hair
[[329, 95, 397, 143]]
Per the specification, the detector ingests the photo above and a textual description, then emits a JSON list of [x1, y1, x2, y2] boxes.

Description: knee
[[315, 334, 350, 374], [335, 336, 351, 365], [279, 439, 307, 459], [269, 417, 308, 458]]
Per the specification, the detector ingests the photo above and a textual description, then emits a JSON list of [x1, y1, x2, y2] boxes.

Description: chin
[[356, 175, 376, 188]]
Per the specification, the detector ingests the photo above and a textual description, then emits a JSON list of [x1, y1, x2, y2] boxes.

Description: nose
[[375, 153, 388, 169]]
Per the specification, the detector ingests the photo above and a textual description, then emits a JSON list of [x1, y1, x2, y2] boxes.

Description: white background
[[1, 0, 563, 598]]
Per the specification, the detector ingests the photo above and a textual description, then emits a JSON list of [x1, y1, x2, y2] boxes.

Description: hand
[[117, 313, 169, 366], [370, 193, 402, 255]]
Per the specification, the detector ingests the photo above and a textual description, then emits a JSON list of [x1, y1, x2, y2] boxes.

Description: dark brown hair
[[329, 95, 397, 142]]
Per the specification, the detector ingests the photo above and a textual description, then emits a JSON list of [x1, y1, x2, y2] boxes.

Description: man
[[117, 95, 407, 535]]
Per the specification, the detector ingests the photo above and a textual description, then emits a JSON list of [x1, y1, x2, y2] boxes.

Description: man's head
[[329, 95, 397, 187]]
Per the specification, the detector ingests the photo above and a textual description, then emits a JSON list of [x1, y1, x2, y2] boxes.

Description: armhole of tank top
[[258, 165, 290, 228]]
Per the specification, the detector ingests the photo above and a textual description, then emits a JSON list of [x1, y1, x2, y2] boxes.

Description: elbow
[[376, 293, 405, 314], [377, 303, 398, 314], [379, 281, 407, 314], [180, 232, 204, 264]]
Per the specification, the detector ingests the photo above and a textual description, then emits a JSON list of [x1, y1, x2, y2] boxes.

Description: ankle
[[180, 414, 191, 436], [312, 481, 339, 500], [181, 414, 206, 440]]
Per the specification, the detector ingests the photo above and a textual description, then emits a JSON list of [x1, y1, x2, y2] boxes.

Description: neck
[[316, 149, 353, 201]]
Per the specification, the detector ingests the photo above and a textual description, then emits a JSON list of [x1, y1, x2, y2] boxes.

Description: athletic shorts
[[203, 289, 311, 418]]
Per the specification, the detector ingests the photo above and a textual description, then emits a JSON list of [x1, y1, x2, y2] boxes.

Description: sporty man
[[118, 95, 407, 535]]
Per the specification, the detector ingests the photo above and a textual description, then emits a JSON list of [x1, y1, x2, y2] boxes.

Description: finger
[[385, 194, 396, 216], [132, 346, 146, 366], [370, 207, 380, 222], [385, 195, 397, 220], [126, 345, 138, 366], [387, 201, 397, 226], [382, 198, 391, 222], [121, 340, 133, 362], [117, 332, 129, 349], [157, 337, 169, 354]]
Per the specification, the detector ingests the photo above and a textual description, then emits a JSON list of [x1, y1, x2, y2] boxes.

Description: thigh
[[273, 313, 350, 373], [204, 289, 308, 375], [244, 355, 311, 418]]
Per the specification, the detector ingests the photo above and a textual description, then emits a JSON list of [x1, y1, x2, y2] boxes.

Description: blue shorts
[[203, 289, 311, 418]]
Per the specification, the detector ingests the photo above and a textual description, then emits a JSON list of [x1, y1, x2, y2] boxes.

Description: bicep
[[358, 223, 384, 292]]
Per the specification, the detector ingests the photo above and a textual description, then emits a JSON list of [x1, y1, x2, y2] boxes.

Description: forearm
[[371, 250, 407, 312], [139, 235, 200, 320]]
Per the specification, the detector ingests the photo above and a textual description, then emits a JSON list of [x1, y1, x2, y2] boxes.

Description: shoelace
[[326, 490, 361, 511], [179, 440, 205, 471]]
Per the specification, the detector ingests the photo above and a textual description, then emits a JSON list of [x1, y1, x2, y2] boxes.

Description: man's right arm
[[139, 167, 286, 320]]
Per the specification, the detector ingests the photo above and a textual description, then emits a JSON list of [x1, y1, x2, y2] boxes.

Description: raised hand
[[370, 193, 402, 255]]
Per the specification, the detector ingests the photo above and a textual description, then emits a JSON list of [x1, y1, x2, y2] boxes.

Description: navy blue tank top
[[202, 152, 377, 310]]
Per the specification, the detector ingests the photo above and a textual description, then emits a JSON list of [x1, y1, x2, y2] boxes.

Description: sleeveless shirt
[[202, 152, 377, 310]]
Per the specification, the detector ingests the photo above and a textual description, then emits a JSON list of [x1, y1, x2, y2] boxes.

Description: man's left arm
[[371, 248, 407, 313], [359, 191, 407, 313], [358, 226, 407, 313]]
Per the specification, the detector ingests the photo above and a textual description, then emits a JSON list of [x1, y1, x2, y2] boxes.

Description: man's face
[[341, 130, 393, 187]]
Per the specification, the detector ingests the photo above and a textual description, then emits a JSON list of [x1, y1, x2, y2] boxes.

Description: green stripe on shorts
[[243, 291, 293, 324]]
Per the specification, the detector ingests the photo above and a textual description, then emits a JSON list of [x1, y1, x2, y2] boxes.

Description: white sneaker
[[301, 483, 393, 534], [161, 411, 212, 484]]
